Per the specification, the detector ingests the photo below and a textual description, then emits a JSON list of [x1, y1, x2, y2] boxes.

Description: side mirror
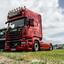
[[29, 19, 34, 26], [25, 20, 29, 26], [5, 22, 8, 24]]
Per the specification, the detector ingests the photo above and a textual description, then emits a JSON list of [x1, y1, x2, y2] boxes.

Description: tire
[[33, 41, 40, 51], [49, 44, 53, 51]]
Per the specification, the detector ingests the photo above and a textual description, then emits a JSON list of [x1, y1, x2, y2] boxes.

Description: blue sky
[[58, 0, 64, 8], [0, 0, 64, 44]]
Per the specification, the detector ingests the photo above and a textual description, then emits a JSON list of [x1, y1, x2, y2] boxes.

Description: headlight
[[21, 42, 26, 44]]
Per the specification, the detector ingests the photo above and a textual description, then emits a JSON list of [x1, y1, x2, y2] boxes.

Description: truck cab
[[5, 7, 42, 51]]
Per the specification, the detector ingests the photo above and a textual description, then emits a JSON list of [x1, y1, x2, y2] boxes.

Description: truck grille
[[7, 31, 19, 41]]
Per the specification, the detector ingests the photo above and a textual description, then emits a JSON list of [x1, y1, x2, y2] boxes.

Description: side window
[[29, 19, 34, 26], [25, 18, 34, 26]]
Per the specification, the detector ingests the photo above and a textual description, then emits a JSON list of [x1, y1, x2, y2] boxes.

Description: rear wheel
[[49, 44, 53, 50], [33, 41, 40, 51]]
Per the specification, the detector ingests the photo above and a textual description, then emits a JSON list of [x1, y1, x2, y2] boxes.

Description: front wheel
[[33, 41, 40, 51]]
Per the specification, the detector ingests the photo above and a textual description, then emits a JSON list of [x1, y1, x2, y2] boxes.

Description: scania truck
[[5, 7, 53, 51]]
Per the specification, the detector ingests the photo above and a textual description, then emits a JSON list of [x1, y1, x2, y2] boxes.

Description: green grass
[[0, 49, 64, 64]]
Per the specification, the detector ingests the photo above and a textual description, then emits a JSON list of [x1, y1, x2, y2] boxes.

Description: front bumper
[[5, 40, 33, 51], [16, 43, 32, 51]]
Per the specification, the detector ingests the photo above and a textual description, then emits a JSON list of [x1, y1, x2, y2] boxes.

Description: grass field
[[0, 49, 64, 64]]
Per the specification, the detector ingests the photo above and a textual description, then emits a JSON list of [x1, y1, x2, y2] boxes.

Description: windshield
[[8, 18, 25, 28]]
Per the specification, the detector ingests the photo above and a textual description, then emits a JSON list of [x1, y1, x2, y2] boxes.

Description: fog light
[[21, 42, 26, 44]]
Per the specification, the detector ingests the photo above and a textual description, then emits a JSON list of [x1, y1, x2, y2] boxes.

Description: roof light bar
[[8, 6, 26, 17]]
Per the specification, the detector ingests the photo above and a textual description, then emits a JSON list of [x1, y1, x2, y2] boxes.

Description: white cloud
[[0, 0, 64, 44]]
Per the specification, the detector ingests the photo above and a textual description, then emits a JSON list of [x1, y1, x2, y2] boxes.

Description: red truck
[[5, 7, 53, 51]]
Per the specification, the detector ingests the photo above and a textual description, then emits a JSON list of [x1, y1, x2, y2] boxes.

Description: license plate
[[11, 49, 16, 51]]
